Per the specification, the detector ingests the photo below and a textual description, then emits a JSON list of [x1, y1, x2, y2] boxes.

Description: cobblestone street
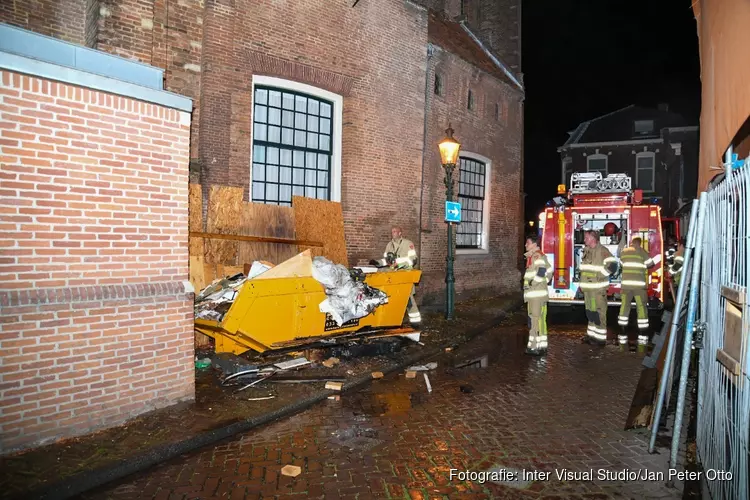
[[83, 315, 683, 499]]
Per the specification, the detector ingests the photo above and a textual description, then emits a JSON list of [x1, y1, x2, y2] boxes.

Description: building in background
[[558, 105, 698, 216], [0, 0, 525, 305], [0, 0, 524, 453]]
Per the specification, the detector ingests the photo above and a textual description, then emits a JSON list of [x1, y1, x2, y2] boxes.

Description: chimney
[[658, 103, 669, 112]]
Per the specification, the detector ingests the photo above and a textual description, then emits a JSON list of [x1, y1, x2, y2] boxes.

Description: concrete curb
[[25, 300, 521, 500]]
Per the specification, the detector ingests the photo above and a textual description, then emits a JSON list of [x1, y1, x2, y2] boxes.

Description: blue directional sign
[[445, 201, 462, 223]]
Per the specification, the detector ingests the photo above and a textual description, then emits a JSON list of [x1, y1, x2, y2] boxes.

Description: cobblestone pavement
[[84, 319, 683, 499]]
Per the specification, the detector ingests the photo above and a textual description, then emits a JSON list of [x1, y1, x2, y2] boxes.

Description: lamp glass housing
[[438, 126, 461, 165]]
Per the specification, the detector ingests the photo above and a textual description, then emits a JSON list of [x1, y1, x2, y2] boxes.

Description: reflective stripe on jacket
[[523, 249, 551, 302], [620, 246, 654, 290], [669, 246, 684, 277], [579, 244, 615, 292], [379, 238, 418, 269]]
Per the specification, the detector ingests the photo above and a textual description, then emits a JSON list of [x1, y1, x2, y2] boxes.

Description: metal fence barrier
[[695, 154, 750, 499]]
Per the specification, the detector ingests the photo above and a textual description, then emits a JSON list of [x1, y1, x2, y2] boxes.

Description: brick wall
[[462, 0, 521, 73], [189, 0, 430, 267], [0, 70, 194, 454], [0, 0, 91, 46], [1, 0, 523, 303], [84, 0, 100, 48], [419, 46, 523, 304]]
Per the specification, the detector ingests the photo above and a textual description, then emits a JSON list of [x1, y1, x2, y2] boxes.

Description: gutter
[[557, 137, 663, 152], [459, 21, 524, 93], [418, 44, 435, 269]]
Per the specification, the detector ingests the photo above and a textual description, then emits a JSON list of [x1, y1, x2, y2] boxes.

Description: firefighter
[[580, 229, 618, 345], [522, 233, 552, 355], [369, 226, 420, 324], [669, 237, 686, 295], [617, 236, 659, 348], [665, 236, 679, 304]]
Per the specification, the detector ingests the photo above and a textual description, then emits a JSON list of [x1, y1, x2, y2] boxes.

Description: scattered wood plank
[[325, 381, 343, 391], [254, 250, 313, 279], [190, 232, 323, 247], [624, 367, 659, 430], [268, 376, 346, 383], [322, 357, 340, 368], [281, 465, 301, 477]]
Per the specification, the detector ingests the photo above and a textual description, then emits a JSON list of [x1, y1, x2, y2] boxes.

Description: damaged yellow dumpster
[[194, 251, 422, 354]]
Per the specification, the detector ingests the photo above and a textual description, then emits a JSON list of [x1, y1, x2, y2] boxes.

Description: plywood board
[[188, 184, 206, 286], [254, 250, 313, 279], [624, 367, 658, 429], [202, 264, 245, 285], [189, 185, 205, 249], [189, 255, 206, 293], [205, 186, 244, 264], [238, 202, 297, 266], [189, 184, 204, 232], [292, 196, 348, 266]]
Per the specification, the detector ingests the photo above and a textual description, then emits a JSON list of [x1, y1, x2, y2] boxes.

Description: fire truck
[[538, 172, 674, 312]]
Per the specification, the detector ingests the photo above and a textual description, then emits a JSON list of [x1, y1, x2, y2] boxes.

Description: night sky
[[521, 0, 702, 221]]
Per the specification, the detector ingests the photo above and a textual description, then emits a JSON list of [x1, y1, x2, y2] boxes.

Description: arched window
[[250, 76, 343, 205]]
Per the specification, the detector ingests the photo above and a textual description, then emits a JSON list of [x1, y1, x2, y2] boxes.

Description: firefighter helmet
[[603, 222, 618, 236]]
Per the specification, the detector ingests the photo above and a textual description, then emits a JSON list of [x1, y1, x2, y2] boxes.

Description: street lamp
[[438, 124, 461, 320]]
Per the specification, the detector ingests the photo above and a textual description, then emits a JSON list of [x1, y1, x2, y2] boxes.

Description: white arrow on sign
[[447, 206, 459, 217]]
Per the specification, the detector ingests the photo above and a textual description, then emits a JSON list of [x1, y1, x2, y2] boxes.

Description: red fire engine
[[538, 172, 670, 311]]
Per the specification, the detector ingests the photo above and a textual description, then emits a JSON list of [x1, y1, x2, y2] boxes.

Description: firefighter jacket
[[620, 245, 657, 290], [579, 243, 617, 292], [669, 245, 684, 279], [523, 249, 551, 302], [379, 238, 417, 269]]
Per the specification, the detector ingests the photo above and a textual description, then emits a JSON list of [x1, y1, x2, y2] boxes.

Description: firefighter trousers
[[527, 298, 548, 353], [618, 289, 649, 345], [583, 290, 608, 343], [407, 285, 421, 324]]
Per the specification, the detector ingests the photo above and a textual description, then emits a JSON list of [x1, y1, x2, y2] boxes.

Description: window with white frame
[[250, 76, 342, 205], [635, 152, 655, 191], [457, 155, 490, 251], [587, 154, 608, 175], [562, 157, 572, 187]]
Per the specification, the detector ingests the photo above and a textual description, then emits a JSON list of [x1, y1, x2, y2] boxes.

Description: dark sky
[[521, 0, 702, 220]]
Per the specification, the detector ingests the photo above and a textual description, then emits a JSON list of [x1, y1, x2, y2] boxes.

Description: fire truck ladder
[[569, 172, 632, 195]]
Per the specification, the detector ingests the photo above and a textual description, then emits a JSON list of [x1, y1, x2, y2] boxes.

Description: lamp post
[[438, 124, 461, 320]]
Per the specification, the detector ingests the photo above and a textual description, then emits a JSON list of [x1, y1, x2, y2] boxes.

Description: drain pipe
[[417, 44, 435, 267]]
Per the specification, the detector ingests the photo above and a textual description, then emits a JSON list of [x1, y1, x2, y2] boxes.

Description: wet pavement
[[81, 313, 684, 500]]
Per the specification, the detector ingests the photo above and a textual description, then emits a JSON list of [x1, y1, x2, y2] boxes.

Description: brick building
[[558, 105, 699, 217], [0, 0, 523, 452], [0, 24, 194, 453], [1, 0, 525, 305]]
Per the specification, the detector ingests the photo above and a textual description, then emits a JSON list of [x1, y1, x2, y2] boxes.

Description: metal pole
[[725, 145, 734, 179], [649, 199, 700, 453], [670, 191, 708, 469], [724, 146, 734, 285], [445, 163, 455, 320]]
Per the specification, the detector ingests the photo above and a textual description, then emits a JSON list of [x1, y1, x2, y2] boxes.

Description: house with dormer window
[[558, 105, 699, 216]]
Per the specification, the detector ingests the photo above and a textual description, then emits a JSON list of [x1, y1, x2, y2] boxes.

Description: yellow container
[[195, 269, 422, 354]]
